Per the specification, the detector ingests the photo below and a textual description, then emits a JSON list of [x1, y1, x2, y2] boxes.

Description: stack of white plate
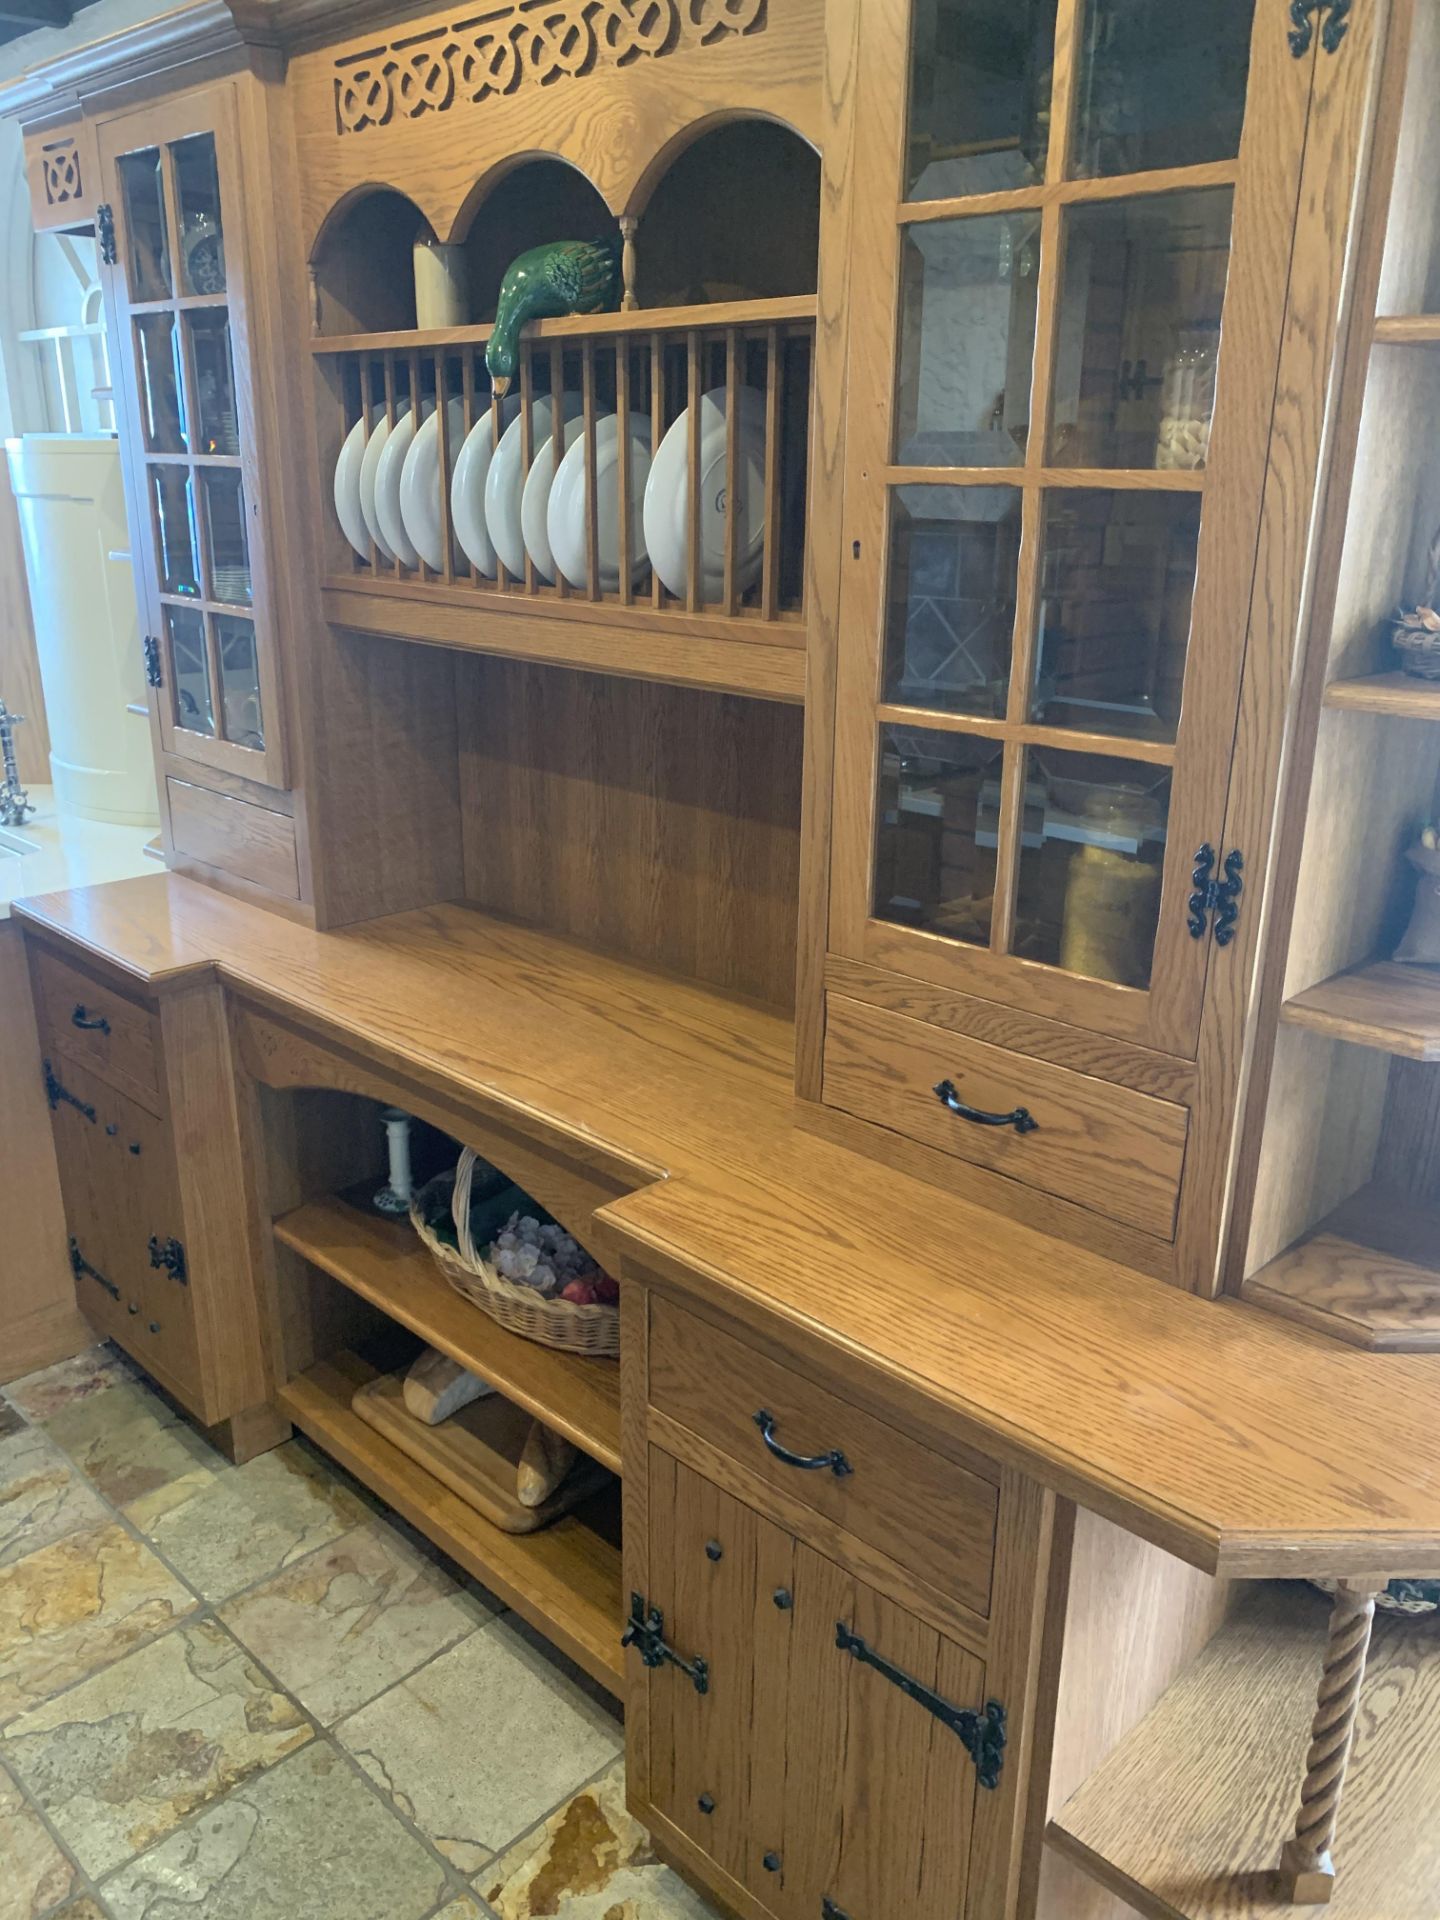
[[333, 383, 771, 602]]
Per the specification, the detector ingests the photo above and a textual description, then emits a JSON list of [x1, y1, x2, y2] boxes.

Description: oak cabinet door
[[636, 1451, 997, 1920], [829, 0, 1323, 1057], [97, 85, 288, 790]]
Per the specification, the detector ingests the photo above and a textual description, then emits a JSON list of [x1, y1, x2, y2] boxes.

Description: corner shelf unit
[[315, 298, 816, 704], [1280, 962, 1440, 1061], [1047, 1583, 1440, 1920], [1241, 1183, 1440, 1352], [273, 1189, 624, 1691]]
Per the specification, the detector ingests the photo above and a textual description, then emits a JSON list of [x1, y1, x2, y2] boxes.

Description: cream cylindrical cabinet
[[5, 433, 157, 826]]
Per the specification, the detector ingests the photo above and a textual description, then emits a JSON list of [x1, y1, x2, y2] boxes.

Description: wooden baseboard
[[0, 1298, 96, 1388]]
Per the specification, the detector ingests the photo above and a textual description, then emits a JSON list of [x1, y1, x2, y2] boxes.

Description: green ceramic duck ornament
[[485, 237, 622, 395]]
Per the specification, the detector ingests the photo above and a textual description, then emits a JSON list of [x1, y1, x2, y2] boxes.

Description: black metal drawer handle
[[71, 1003, 111, 1034], [754, 1409, 853, 1478], [933, 1079, 1038, 1135]]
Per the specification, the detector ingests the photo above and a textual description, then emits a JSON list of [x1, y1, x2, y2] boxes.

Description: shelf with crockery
[[315, 305, 815, 703]]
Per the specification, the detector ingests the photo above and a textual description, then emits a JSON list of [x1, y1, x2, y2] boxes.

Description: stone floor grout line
[[198, 1607, 486, 1912], [3, 1740, 115, 1918]]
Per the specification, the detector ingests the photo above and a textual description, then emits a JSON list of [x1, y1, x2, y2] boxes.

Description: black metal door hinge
[[1187, 845, 1244, 947], [835, 1622, 1007, 1789], [148, 1236, 188, 1286], [1289, 0, 1350, 56], [70, 1237, 120, 1301], [622, 1594, 710, 1694], [97, 202, 117, 266], [822, 1902, 853, 1920], [44, 1059, 97, 1122], [143, 635, 163, 689]]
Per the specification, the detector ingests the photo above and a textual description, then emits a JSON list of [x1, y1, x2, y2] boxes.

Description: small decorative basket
[[1392, 526, 1440, 679], [410, 1148, 621, 1358]]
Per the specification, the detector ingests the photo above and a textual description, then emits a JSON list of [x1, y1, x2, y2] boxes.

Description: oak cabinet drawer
[[34, 946, 162, 1114], [822, 995, 1188, 1239], [648, 1297, 998, 1618]]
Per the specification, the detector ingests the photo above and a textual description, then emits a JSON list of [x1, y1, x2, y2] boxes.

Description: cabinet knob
[[697, 1793, 715, 1815], [762, 1852, 782, 1874]]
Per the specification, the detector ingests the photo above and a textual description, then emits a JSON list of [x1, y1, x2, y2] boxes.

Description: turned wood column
[[1278, 1578, 1385, 1904], [619, 216, 639, 310]]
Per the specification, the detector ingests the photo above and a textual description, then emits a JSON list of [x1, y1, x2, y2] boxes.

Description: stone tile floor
[[0, 1345, 719, 1920]]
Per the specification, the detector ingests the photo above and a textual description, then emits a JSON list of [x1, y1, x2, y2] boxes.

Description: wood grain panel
[[823, 995, 1187, 1239], [457, 657, 803, 1009], [167, 779, 301, 900], [0, 921, 88, 1385]]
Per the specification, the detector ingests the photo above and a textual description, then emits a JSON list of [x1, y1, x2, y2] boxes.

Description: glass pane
[[1030, 490, 1202, 743], [895, 214, 1040, 466], [1015, 748, 1170, 987], [186, 311, 239, 455], [201, 468, 251, 605], [905, 0, 1059, 200], [172, 132, 226, 296], [117, 148, 170, 300], [215, 615, 265, 752], [150, 466, 200, 598], [1071, 0, 1255, 180], [873, 726, 1003, 946], [166, 606, 213, 737], [883, 486, 1021, 717], [134, 314, 187, 453], [1050, 189, 1232, 469]]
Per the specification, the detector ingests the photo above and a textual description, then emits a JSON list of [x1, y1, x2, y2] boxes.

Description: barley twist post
[[1278, 1578, 1384, 1904]]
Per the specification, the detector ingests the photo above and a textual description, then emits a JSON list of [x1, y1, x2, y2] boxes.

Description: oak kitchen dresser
[[6, 0, 1440, 1915]]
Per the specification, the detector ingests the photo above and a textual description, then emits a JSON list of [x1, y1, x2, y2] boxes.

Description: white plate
[[546, 411, 653, 592], [400, 394, 467, 573], [334, 410, 381, 561], [521, 415, 585, 583], [450, 398, 518, 578], [359, 402, 412, 564], [375, 401, 423, 569], [484, 392, 582, 582], [643, 385, 768, 601]]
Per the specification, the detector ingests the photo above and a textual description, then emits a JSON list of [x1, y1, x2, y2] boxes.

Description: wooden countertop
[[18, 872, 1440, 1580]]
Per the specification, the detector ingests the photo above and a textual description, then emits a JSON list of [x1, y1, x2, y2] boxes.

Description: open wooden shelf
[[1323, 671, 1440, 718], [278, 1352, 624, 1692], [1374, 315, 1440, 345], [1241, 1184, 1440, 1351], [310, 294, 819, 356], [1047, 1583, 1440, 1920], [273, 1191, 622, 1472], [321, 581, 807, 704], [1280, 961, 1440, 1059]]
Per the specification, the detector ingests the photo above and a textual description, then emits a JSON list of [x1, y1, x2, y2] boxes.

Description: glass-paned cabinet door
[[831, 0, 1323, 1057], [98, 87, 285, 788]]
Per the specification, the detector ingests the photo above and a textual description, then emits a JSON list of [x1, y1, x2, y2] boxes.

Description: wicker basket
[[410, 1148, 621, 1358]]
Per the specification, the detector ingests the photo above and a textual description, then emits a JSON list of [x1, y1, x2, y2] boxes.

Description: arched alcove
[[632, 119, 820, 307], [455, 157, 615, 323], [311, 186, 429, 337]]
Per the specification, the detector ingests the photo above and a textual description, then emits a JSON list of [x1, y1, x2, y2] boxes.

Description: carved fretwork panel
[[332, 0, 766, 134], [42, 136, 83, 205]]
